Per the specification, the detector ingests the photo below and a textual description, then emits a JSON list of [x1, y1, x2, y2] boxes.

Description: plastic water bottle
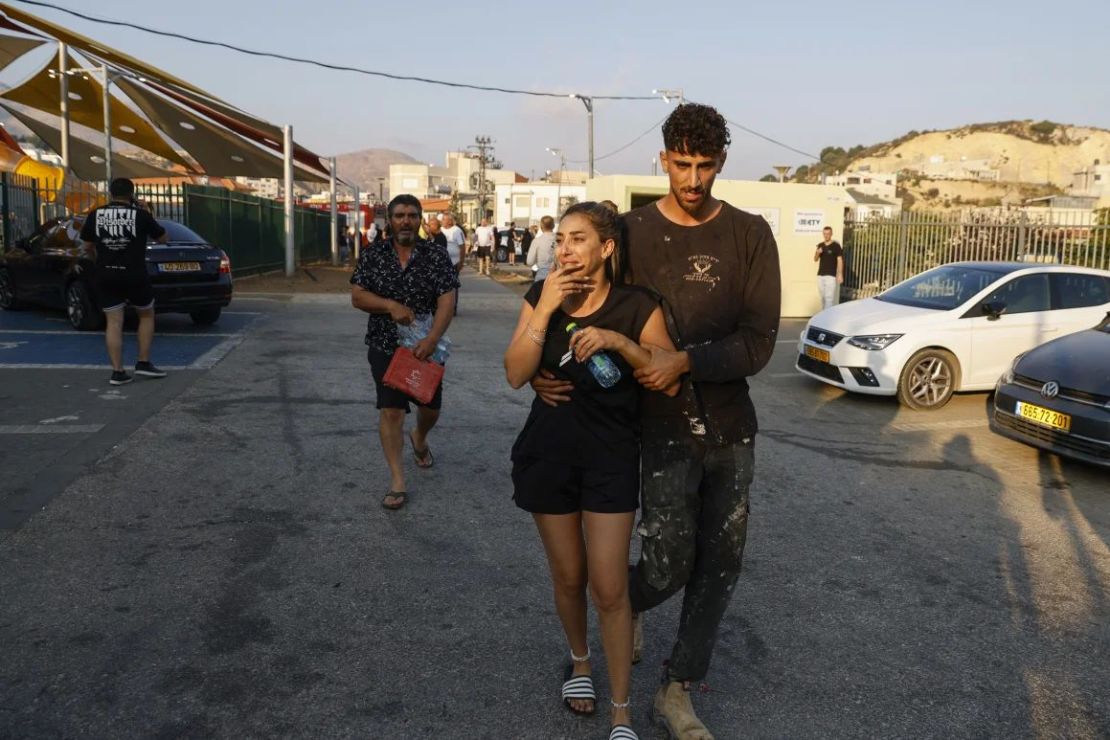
[[565, 322, 621, 388], [397, 315, 452, 364]]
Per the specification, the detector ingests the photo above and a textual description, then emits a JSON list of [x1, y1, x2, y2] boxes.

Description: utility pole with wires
[[468, 135, 497, 222]]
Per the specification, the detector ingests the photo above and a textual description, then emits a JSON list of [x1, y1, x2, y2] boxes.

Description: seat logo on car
[[1041, 381, 1059, 399], [817, 332, 827, 343]]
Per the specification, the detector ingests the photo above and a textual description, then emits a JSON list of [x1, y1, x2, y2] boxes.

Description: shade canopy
[[0, 50, 190, 167], [114, 78, 324, 182], [0, 32, 42, 71], [1, 103, 178, 181]]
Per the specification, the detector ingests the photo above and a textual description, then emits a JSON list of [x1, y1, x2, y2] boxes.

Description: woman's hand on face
[[535, 264, 594, 315], [568, 326, 623, 363]]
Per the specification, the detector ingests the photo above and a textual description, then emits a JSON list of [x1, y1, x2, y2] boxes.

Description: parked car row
[[0, 216, 232, 330], [795, 261, 1110, 468]]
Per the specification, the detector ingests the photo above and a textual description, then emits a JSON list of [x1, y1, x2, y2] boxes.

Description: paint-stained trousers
[[629, 429, 754, 682]]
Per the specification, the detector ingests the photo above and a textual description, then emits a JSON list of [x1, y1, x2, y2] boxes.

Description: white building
[[921, 156, 1000, 182], [845, 188, 901, 220], [1070, 162, 1110, 198], [390, 152, 519, 226], [825, 168, 897, 200], [234, 176, 281, 200], [494, 182, 588, 228]]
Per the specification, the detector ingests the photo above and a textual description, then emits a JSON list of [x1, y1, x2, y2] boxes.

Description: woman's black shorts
[[512, 456, 639, 515], [476, 246, 492, 258]]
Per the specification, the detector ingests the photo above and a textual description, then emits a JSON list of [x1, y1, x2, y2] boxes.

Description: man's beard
[[395, 231, 415, 246]]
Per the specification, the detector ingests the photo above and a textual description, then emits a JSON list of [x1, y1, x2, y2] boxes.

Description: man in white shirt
[[473, 217, 495, 276], [440, 212, 467, 315], [525, 215, 557, 281]]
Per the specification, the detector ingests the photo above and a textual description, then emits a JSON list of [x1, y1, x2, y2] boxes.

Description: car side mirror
[[982, 300, 1007, 321]]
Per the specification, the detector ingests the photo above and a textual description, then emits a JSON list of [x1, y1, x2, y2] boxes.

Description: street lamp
[[652, 88, 685, 105], [546, 147, 565, 217]]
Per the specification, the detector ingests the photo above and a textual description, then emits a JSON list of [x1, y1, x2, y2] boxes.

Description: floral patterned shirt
[[350, 238, 460, 353]]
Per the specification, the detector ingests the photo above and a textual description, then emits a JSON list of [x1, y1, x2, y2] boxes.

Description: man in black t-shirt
[[80, 178, 168, 386], [814, 225, 844, 310], [534, 104, 781, 738]]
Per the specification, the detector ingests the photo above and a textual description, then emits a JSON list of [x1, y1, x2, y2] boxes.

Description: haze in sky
[[4, 0, 1108, 180]]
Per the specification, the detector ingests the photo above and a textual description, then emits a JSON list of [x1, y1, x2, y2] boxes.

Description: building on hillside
[[493, 182, 588, 227], [1070, 162, 1110, 198], [845, 188, 902, 220], [390, 151, 519, 226], [921, 156, 1000, 182], [825, 169, 898, 200], [1022, 194, 1100, 211]]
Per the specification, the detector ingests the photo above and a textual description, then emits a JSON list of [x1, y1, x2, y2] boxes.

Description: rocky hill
[[850, 121, 1110, 188], [334, 148, 418, 193]]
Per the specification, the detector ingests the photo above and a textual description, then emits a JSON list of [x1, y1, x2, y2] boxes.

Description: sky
[[2, 0, 1109, 181]]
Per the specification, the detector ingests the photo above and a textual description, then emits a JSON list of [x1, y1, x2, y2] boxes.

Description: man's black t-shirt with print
[[80, 202, 166, 277], [511, 282, 658, 474], [816, 240, 843, 276], [624, 201, 781, 444]]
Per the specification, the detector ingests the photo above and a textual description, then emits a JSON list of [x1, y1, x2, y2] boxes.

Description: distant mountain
[[335, 148, 419, 194]]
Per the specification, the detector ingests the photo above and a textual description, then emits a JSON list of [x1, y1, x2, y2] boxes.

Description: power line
[[565, 113, 670, 164], [10, 0, 657, 101]]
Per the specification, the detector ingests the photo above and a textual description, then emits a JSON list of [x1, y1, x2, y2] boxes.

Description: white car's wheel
[[897, 348, 959, 410]]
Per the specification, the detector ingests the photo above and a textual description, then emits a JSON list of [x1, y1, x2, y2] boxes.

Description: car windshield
[[156, 220, 207, 243], [875, 265, 1004, 310]]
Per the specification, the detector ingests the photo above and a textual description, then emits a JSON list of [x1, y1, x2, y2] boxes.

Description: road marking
[[775, 339, 799, 345], [0, 340, 29, 350], [39, 415, 80, 424], [0, 424, 104, 434], [0, 363, 196, 369], [768, 372, 803, 378], [890, 419, 989, 433], [0, 330, 238, 337], [191, 334, 246, 369]]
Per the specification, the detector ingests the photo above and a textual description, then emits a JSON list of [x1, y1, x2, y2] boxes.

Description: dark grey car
[[990, 312, 1110, 468]]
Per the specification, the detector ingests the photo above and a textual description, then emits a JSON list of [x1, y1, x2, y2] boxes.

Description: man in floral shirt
[[351, 194, 459, 510]]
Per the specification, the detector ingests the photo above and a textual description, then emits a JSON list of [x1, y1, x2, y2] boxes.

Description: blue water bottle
[[565, 322, 622, 388]]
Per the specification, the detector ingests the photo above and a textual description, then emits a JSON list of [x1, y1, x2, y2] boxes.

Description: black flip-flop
[[382, 491, 407, 510], [409, 432, 434, 468]]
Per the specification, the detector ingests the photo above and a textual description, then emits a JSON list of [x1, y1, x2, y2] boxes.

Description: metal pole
[[283, 124, 294, 276], [352, 186, 361, 262], [58, 43, 69, 171], [580, 96, 595, 178], [329, 157, 338, 266], [101, 65, 112, 184]]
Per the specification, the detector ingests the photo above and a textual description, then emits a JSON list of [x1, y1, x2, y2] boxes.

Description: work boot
[[651, 680, 714, 740], [631, 612, 643, 664]]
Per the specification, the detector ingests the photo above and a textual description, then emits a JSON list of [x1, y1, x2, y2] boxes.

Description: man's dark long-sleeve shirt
[[625, 201, 781, 443]]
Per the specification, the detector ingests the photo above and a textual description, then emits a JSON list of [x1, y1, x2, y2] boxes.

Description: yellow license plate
[[804, 344, 830, 363], [159, 262, 201, 272], [1015, 401, 1071, 432]]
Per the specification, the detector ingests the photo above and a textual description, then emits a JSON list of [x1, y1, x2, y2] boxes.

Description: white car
[[795, 262, 1110, 409]]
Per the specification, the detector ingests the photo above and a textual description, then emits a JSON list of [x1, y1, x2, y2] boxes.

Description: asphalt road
[[1, 272, 1107, 739]]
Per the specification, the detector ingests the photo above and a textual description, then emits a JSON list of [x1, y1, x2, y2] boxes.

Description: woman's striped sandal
[[561, 648, 596, 716]]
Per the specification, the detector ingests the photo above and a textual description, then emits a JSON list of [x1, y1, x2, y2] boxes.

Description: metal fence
[[0, 174, 335, 277], [843, 208, 1110, 299]]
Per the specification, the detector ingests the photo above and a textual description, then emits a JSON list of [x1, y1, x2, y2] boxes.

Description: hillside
[[790, 120, 1110, 210], [851, 122, 1110, 187], [335, 148, 418, 193]]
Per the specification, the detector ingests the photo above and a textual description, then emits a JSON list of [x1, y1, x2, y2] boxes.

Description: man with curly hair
[[537, 103, 781, 738]]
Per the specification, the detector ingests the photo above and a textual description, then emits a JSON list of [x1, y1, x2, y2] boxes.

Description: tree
[[759, 174, 778, 183]]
